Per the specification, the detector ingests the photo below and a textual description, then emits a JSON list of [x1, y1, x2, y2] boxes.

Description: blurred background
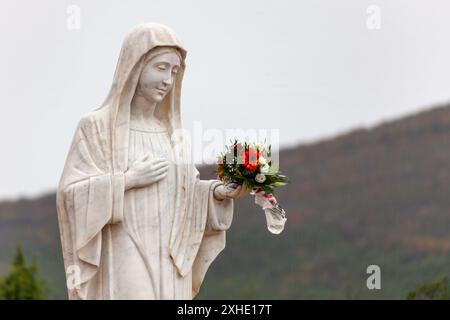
[[1, 0, 450, 299]]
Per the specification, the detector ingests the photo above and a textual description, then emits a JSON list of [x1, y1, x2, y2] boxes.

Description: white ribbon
[[251, 189, 287, 234], [223, 183, 287, 234]]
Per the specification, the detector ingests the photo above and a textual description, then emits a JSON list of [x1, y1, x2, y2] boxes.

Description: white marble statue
[[56, 23, 251, 300]]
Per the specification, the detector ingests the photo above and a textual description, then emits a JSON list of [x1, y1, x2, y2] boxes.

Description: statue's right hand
[[124, 153, 169, 190]]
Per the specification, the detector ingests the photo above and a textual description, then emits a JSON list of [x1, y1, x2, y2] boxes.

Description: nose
[[162, 75, 173, 87]]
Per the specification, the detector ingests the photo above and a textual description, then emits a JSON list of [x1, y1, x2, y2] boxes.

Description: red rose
[[246, 163, 258, 172], [242, 147, 260, 172]]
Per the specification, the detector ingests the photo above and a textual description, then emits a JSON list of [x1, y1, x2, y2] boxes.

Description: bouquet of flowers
[[216, 140, 290, 234]]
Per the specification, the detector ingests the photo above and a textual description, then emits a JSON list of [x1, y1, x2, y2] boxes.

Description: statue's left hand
[[214, 183, 253, 200]]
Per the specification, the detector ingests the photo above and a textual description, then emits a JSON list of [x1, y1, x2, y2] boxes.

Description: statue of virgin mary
[[56, 22, 250, 300]]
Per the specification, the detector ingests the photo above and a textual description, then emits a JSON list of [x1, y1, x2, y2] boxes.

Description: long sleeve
[[56, 115, 125, 299], [191, 176, 234, 298], [62, 172, 125, 261], [204, 180, 234, 233]]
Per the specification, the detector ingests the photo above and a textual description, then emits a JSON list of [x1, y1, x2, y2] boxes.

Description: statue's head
[[135, 46, 182, 104], [98, 23, 186, 112]]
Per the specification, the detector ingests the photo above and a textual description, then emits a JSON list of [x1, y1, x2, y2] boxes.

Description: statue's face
[[137, 51, 181, 103]]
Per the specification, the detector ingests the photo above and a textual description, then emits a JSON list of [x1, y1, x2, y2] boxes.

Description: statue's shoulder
[[77, 108, 110, 132]]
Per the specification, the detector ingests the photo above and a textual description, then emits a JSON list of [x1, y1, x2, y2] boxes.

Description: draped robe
[[56, 23, 234, 300]]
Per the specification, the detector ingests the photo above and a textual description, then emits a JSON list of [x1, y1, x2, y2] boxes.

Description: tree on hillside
[[407, 277, 450, 300], [0, 245, 50, 300]]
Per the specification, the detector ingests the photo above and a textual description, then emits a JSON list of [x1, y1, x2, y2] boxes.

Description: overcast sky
[[1, 0, 450, 199]]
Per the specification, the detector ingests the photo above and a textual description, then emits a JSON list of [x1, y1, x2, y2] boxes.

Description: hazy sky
[[1, 0, 450, 199]]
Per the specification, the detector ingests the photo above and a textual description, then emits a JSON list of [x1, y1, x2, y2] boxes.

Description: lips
[[156, 89, 166, 94]]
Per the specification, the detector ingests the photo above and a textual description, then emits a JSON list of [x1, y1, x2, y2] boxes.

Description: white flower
[[260, 164, 270, 174], [258, 156, 267, 165], [255, 173, 266, 183]]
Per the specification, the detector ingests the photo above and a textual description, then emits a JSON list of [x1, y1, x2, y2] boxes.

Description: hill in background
[[1, 103, 450, 299]]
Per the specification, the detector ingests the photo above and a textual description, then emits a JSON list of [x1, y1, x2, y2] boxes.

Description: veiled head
[[135, 47, 182, 104]]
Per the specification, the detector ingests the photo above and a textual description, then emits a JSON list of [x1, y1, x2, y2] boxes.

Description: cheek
[[139, 80, 153, 93], [139, 69, 160, 90]]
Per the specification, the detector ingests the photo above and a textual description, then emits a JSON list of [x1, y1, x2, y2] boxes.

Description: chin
[[151, 94, 164, 102]]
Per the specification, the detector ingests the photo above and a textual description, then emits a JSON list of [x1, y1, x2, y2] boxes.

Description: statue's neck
[[130, 95, 159, 127]]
